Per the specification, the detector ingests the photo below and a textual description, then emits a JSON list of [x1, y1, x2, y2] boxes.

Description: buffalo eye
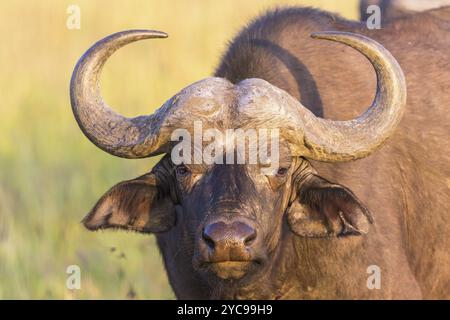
[[276, 167, 289, 176], [176, 164, 190, 177]]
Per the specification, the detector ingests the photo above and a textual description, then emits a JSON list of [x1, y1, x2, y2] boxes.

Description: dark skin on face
[[176, 143, 295, 281], [83, 141, 372, 298]]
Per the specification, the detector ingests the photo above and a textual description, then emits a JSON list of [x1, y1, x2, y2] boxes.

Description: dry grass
[[0, 0, 357, 299]]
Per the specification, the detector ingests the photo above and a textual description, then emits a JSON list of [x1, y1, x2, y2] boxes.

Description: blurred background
[[0, 0, 357, 299]]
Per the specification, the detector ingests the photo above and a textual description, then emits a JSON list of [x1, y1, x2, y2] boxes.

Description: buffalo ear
[[83, 173, 175, 233], [287, 174, 373, 237]]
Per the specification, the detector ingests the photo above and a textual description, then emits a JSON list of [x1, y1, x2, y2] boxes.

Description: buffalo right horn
[[70, 30, 172, 158]]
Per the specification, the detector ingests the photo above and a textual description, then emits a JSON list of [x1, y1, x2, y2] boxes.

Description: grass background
[[0, 0, 358, 299]]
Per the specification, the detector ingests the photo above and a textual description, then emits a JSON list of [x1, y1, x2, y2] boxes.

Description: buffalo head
[[71, 30, 405, 283]]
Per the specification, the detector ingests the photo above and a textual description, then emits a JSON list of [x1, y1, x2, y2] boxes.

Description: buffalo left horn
[[295, 31, 407, 162]]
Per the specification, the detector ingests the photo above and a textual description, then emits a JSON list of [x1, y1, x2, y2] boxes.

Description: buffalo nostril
[[233, 221, 257, 247], [244, 230, 257, 246], [202, 227, 216, 249]]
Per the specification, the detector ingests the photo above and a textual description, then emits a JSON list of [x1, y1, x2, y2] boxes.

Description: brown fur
[[214, 6, 450, 298], [85, 7, 450, 299]]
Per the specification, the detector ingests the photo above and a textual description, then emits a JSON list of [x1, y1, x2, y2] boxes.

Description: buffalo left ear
[[82, 173, 176, 233], [287, 174, 373, 237]]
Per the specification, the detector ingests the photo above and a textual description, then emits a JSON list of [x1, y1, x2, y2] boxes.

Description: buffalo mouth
[[198, 260, 262, 280]]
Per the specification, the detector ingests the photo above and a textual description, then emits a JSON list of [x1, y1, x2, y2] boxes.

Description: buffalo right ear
[[83, 173, 176, 233]]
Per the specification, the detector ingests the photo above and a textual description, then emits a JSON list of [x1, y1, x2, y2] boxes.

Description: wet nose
[[202, 221, 257, 260]]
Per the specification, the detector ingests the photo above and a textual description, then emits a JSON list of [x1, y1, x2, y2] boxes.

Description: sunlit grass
[[0, 0, 357, 299]]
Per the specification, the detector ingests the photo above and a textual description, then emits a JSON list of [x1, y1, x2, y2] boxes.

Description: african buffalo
[[360, 0, 450, 21], [70, 6, 450, 299]]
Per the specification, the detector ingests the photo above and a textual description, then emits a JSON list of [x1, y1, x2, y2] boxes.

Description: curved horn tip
[[130, 29, 168, 38], [107, 29, 168, 40], [310, 31, 336, 40]]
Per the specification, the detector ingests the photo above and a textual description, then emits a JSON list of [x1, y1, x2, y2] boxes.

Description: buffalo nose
[[202, 221, 257, 254]]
